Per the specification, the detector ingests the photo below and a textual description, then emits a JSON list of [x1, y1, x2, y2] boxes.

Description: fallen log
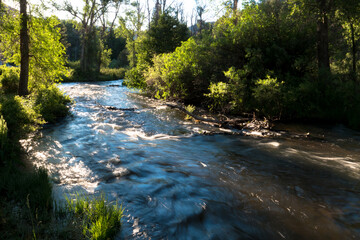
[[165, 103, 252, 129], [106, 106, 136, 111]]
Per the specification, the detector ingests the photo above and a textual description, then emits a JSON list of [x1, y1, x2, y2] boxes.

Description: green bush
[[99, 68, 126, 81], [0, 115, 8, 163], [143, 38, 210, 102], [125, 64, 148, 89], [33, 84, 71, 123], [0, 66, 20, 94], [253, 75, 284, 119], [65, 193, 123, 240], [205, 82, 230, 112], [0, 95, 44, 138]]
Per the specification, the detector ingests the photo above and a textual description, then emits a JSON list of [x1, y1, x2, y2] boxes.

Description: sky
[[3, 0, 224, 26]]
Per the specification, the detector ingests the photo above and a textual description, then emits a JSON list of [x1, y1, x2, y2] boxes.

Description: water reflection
[[24, 80, 360, 239]]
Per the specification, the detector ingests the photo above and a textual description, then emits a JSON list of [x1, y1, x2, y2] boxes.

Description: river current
[[24, 80, 360, 239]]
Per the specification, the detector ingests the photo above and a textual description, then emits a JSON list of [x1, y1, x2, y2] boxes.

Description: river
[[24, 80, 360, 239]]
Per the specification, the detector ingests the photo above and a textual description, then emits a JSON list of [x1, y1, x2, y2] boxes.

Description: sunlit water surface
[[24, 80, 360, 239]]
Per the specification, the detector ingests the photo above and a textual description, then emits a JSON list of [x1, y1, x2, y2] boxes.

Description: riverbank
[[0, 79, 123, 239], [62, 61, 127, 82]]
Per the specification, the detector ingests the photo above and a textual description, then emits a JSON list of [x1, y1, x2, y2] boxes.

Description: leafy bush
[[99, 68, 127, 80], [125, 64, 148, 89], [0, 66, 20, 94], [205, 67, 252, 114], [253, 76, 284, 119], [205, 82, 230, 112], [185, 104, 196, 120], [33, 84, 71, 123], [0, 115, 8, 163], [143, 38, 210, 102], [65, 193, 123, 240], [0, 95, 43, 138]]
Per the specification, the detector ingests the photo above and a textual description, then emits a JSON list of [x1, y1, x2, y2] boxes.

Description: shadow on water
[[23, 80, 360, 240]]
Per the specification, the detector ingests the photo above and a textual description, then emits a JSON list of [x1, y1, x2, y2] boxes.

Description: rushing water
[[24, 80, 360, 239]]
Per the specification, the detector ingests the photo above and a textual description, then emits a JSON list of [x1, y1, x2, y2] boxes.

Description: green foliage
[[65, 193, 123, 240], [185, 105, 196, 120], [0, 14, 68, 90], [101, 48, 112, 68], [125, 63, 148, 89], [0, 115, 8, 163], [253, 76, 284, 119], [0, 95, 44, 139], [0, 167, 52, 215], [33, 84, 71, 123], [99, 68, 127, 80], [143, 38, 210, 101], [205, 82, 230, 112], [0, 66, 19, 94]]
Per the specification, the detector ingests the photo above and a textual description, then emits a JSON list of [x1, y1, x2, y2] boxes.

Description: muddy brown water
[[24, 80, 360, 239]]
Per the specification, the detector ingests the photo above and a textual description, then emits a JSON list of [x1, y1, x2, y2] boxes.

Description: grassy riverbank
[[63, 61, 127, 82], [0, 66, 123, 239]]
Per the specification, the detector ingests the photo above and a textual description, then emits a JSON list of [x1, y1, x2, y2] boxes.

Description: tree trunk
[[317, 14, 330, 72], [18, 0, 30, 96], [233, 0, 238, 11], [317, 0, 330, 73], [350, 22, 357, 77]]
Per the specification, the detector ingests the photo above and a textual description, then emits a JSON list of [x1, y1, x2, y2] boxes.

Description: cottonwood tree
[[54, 0, 121, 74], [19, 0, 30, 96], [97, 0, 123, 72], [118, 0, 145, 67], [337, 0, 360, 78]]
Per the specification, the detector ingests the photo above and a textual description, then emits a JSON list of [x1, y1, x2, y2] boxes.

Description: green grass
[[62, 61, 127, 82], [64, 193, 124, 240]]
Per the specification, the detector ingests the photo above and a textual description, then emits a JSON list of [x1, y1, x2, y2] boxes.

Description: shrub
[[205, 82, 230, 112], [185, 104, 196, 120], [33, 84, 71, 123], [0, 95, 44, 138], [65, 193, 123, 240], [143, 38, 209, 102], [0, 66, 20, 94], [0, 115, 8, 163], [99, 68, 127, 81], [125, 64, 148, 89], [253, 75, 284, 119], [205, 67, 252, 114]]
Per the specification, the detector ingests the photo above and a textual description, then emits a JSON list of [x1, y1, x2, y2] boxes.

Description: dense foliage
[[126, 0, 360, 129]]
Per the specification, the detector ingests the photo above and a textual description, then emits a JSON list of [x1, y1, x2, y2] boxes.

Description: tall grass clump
[[65, 193, 123, 240], [0, 115, 8, 163]]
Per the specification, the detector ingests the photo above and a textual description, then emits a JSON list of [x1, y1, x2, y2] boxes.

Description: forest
[[0, 0, 360, 239]]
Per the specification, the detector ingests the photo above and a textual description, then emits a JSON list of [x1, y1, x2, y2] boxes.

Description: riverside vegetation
[[0, 3, 123, 239], [125, 0, 360, 130]]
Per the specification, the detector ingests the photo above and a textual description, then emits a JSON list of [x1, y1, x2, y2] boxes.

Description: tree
[[140, 11, 189, 64], [291, 0, 335, 73], [96, 0, 122, 72], [0, 10, 67, 91], [118, 0, 145, 67], [19, 0, 30, 96], [55, 0, 120, 74], [337, 0, 360, 78]]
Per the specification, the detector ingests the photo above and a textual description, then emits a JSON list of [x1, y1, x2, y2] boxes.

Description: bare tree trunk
[[233, 0, 238, 11], [19, 0, 30, 96], [350, 22, 357, 77], [316, 0, 331, 74], [317, 7, 330, 73]]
